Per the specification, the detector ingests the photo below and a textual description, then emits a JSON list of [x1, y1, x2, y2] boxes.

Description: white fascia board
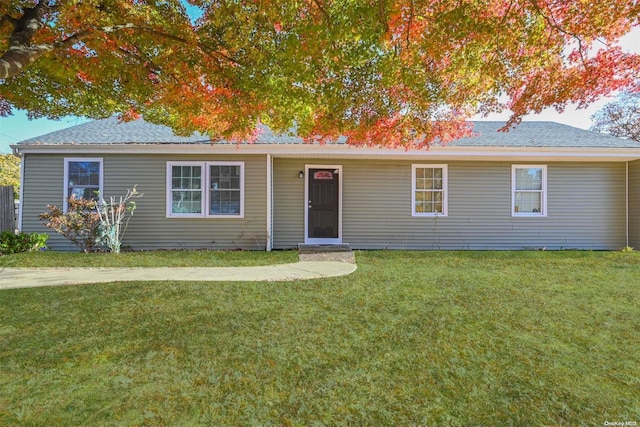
[[11, 143, 640, 161]]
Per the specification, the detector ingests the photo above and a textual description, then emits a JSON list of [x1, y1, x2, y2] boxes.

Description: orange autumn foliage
[[1, 0, 638, 148]]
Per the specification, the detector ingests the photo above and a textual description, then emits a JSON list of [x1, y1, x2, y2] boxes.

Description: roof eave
[[11, 142, 640, 162]]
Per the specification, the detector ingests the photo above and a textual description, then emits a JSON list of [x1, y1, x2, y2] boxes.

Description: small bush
[[39, 196, 101, 253], [96, 186, 142, 253], [0, 231, 48, 255], [39, 188, 142, 253]]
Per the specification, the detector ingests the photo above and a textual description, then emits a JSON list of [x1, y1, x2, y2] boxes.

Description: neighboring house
[[12, 117, 640, 251]]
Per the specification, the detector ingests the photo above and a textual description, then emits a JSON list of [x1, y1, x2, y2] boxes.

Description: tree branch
[[1, 7, 245, 81], [1, 13, 18, 28], [528, 0, 589, 67], [115, 44, 186, 86], [1, 21, 141, 79], [405, 0, 414, 50], [117, 45, 161, 74], [311, 0, 332, 27], [1, 44, 53, 80], [482, 0, 515, 72], [499, 0, 515, 26], [117, 25, 245, 68], [377, 0, 388, 35], [0, 0, 54, 79]]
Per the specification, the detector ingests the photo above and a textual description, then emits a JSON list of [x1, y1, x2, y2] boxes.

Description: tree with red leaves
[[1, 0, 639, 148]]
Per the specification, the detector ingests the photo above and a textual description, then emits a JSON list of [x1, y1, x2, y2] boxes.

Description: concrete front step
[[298, 243, 352, 254]]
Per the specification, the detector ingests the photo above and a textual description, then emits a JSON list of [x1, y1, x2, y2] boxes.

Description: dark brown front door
[[308, 168, 339, 239]]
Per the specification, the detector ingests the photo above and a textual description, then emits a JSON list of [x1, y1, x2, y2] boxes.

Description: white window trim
[[512, 164, 547, 217], [166, 161, 244, 218], [207, 161, 245, 218], [411, 164, 448, 217], [166, 161, 206, 218], [63, 157, 103, 212]]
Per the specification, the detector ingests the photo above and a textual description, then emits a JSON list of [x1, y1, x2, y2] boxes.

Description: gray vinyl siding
[[21, 154, 268, 251], [273, 159, 627, 250], [22, 154, 628, 251], [20, 155, 64, 249], [629, 160, 640, 249], [272, 159, 306, 247]]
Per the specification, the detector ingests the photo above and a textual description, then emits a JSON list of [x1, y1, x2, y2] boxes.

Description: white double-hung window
[[412, 164, 448, 216], [64, 158, 103, 211], [167, 161, 244, 218], [512, 165, 547, 217], [169, 163, 203, 216]]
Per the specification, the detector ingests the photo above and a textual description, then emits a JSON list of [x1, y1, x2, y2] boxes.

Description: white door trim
[[304, 164, 343, 244]]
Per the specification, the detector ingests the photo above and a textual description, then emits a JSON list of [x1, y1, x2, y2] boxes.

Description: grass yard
[[1, 251, 639, 426], [0, 249, 298, 267]]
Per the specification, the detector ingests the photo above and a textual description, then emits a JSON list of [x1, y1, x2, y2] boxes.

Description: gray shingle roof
[[449, 121, 639, 148], [16, 116, 640, 149], [18, 116, 210, 145]]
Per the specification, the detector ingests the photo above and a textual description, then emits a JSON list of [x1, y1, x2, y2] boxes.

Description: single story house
[[12, 117, 640, 251]]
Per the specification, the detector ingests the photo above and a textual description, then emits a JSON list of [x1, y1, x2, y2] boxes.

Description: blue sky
[[1, 27, 638, 154], [1, 112, 89, 153]]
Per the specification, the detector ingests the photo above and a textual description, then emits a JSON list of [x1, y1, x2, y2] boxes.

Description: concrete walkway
[[0, 257, 357, 290]]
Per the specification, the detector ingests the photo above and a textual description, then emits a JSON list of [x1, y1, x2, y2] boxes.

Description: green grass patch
[[0, 249, 298, 267], [1, 251, 639, 425]]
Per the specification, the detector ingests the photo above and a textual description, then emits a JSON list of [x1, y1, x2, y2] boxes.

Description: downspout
[[13, 147, 24, 232], [626, 161, 629, 248], [266, 154, 272, 251]]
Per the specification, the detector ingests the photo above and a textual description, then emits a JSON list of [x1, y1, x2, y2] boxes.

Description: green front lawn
[[0, 249, 297, 267], [1, 251, 639, 425]]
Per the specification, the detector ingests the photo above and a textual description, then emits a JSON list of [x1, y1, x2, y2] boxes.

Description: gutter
[[266, 154, 273, 251], [11, 143, 640, 162], [626, 161, 630, 248], [16, 150, 24, 232]]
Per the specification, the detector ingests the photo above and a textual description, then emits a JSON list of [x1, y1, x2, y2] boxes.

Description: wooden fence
[[0, 186, 15, 232]]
